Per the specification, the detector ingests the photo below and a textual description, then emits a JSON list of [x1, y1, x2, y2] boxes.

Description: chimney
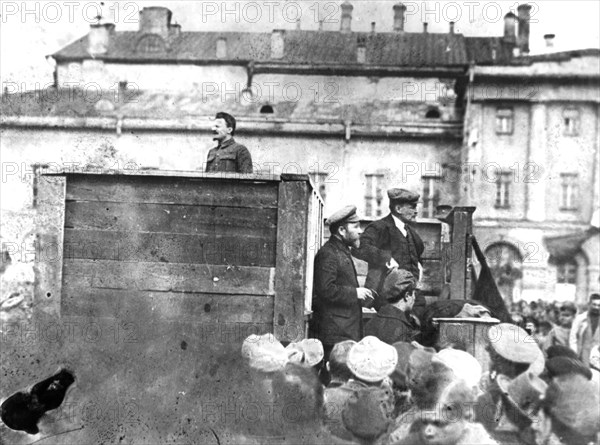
[[216, 38, 227, 59], [503, 12, 517, 45], [517, 4, 531, 55], [170, 23, 181, 38], [357, 36, 366, 63], [449, 22, 455, 34], [423, 22, 428, 33], [271, 30, 284, 59], [544, 33, 555, 48], [139, 7, 172, 40], [393, 3, 406, 32], [88, 22, 115, 55], [340, 1, 353, 33], [296, 18, 301, 30], [371, 22, 376, 33]]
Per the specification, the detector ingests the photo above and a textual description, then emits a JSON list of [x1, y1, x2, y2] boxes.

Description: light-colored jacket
[[569, 311, 600, 364]]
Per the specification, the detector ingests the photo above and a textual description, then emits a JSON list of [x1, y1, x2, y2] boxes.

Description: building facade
[[1, 3, 599, 305]]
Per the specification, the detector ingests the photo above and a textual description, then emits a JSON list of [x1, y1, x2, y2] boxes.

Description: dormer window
[[495, 107, 513, 135], [136, 35, 166, 54], [425, 108, 441, 119]]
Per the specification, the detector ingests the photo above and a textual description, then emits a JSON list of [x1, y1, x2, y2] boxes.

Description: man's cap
[[432, 348, 482, 389], [241, 333, 288, 372], [342, 386, 394, 440], [347, 336, 398, 383], [326, 205, 360, 226], [285, 338, 324, 367], [381, 269, 416, 301], [546, 356, 592, 380], [487, 323, 542, 364], [546, 345, 578, 360], [387, 188, 420, 204], [496, 371, 548, 427]]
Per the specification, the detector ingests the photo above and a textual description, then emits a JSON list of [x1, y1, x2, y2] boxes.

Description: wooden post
[[447, 207, 476, 300], [273, 174, 311, 343]]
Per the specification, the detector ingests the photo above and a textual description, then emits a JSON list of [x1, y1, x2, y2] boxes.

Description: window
[[309, 172, 327, 203], [136, 35, 166, 54], [260, 105, 274, 114], [556, 259, 577, 284], [421, 175, 442, 218], [495, 108, 513, 135], [365, 173, 384, 218], [495, 172, 512, 208], [563, 108, 579, 136], [560, 173, 578, 210], [425, 108, 441, 119]]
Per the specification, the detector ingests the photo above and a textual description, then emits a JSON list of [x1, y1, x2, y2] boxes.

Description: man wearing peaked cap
[[310, 205, 375, 383], [354, 188, 427, 321], [364, 269, 421, 344]]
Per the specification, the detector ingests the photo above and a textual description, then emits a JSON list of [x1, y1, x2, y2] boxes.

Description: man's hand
[[386, 258, 399, 270], [356, 287, 374, 301]]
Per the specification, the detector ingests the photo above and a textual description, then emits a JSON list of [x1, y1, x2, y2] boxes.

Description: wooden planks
[[63, 259, 275, 295], [66, 175, 279, 208], [63, 229, 275, 266], [61, 287, 274, 322]]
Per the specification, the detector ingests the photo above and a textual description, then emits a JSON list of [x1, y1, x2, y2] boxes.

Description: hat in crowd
[[496, 371, 547, 428], [487, 323, 542, 365], [543, 373, 600, 439], [546, 356, 592, 380], [387, 188, 420, 204], [433, 348, 482, 389], [546, 345, 579, 360], [241, 333, 288, 372], [381, 269, 416, 302], [342, 386, 394, 441], [528, 348, 546, 375], [285, 338, 324, 367], [326, 205, 360, 226], [407, 348, 436, 393], [559, 301, 577, 315], [347, 336, 398, 383]]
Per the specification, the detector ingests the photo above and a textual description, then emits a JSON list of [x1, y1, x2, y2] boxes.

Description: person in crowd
[[310, 205, 374, 381], [475, 323, 546, 444], [389, 358, 497, 445], [543, 302, 576, 350], [353, 188, 426, 320], [569, 293, 600, 366], [541, 373, 600, 445], [205, 112, 253, 173], [364, 269, 421, 344]]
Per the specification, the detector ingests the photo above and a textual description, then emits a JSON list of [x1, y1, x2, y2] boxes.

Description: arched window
[[425, 108, 441, 119], [555, 258, 577, 284], [136, 35, 166, 54], [260, 105, 274, 114]]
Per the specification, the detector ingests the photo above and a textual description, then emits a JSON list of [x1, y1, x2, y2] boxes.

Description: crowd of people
[[233, 294, 600, 445]]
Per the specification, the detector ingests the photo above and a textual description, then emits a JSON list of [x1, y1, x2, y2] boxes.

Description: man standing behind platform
[[310, 206, 374, 363], [354, 188, 426, 318], [205, 112, 253, 173]]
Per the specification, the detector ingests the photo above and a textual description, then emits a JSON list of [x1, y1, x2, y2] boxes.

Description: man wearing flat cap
[[354, 188, 426, 319], [205, 112, 253, 173], [364, 269, 421, 344], [310, 205, 374, 379]]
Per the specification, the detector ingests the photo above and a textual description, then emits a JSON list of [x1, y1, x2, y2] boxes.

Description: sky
[[1, 1, 599, 89]]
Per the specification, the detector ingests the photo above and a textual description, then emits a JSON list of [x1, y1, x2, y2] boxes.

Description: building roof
[[52, 29, 469, 67], [464, 37, 515, 65]]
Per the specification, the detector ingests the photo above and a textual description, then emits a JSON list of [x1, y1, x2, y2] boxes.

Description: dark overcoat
[[364, 305, 420, 344], [310, 236, 362, 345]]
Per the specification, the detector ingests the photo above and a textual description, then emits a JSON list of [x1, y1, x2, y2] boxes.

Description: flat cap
[[241, 333, 288, 372], [326, 205, 360, 226], [381, 269, 416, 301], [285, 338, 324, 367], [487, 323, 542, 364], [387, 188, 420, 203], [347, 336, 398, 382]]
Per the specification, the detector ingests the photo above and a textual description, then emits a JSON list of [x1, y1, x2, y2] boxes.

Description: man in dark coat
[[205, 112, 253, 173], [310, 205, 374, 363], [354, 188, 426, 319], [364, 269, 420, 344]]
